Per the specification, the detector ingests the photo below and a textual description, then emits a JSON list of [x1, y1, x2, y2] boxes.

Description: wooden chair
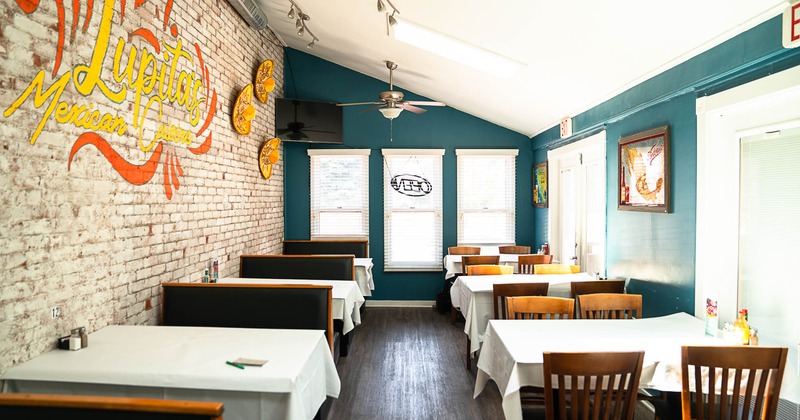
[[448, 246, 481, 255], [542, 351, 645, 420], [451, 255, 502, 324], [518, 254, 554, 274], [492, 282, 550, 319], [680, 345, 788, 420], [498, 245, 531, 254], [570, 279, 626, 318], [466, 264, 513, 276], [579, 293, 642, 319], [506, 296, 574, 319], [0, 393, 224, 419], [533, 264, 580, 274]]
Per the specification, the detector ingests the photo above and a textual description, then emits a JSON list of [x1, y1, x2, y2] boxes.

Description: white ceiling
[[255, 0, 788, 138]]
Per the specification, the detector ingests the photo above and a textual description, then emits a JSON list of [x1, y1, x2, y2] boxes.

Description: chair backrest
[[239, 254, 354, 280], [498, 245, 531, 254], [466, 264, 514, 276], [533, 264, 580, 274], [579, 293, 642, 319], [517, 254, 554, 274], [283, 239, 368, 258], [0, 393, 224, 419], [506, 296, 574, 319], [680, 345, 788, 420], [461, 255, 500, 275], [543, 351, 645, 420], [570, 279, 626, 318], [448, 246, 481, 255], [492, 282, 549, 319]]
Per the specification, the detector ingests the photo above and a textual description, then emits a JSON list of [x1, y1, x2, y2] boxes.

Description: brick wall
[[0, 0, 284, 374]]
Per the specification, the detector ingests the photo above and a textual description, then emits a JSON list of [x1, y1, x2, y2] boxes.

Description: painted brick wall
[[0, 0, 284, 374]]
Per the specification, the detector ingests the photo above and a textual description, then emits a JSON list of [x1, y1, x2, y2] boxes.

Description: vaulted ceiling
[[255, 0, 788, 137]]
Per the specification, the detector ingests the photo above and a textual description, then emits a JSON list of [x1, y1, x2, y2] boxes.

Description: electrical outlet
[[51, 307, 60, 319]]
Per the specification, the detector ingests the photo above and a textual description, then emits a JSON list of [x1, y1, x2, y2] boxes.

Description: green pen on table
[[226, 360, 245, 369]]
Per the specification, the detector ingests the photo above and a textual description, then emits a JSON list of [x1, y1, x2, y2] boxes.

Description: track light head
[[287, 7, 294, 19], [377, 0, 385, 12]]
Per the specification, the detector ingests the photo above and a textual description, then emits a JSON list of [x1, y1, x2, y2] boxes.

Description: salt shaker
[[69, 328, 82, 351]]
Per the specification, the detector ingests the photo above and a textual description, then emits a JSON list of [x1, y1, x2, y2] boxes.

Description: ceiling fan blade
[[360, 104, 386, 113], [400, 103, 427, 114], [405, 100, 446, 107], [337, 101, 383, 107]]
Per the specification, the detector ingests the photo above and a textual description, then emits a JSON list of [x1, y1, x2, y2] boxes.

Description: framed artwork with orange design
[[618, 125, 670, 213]]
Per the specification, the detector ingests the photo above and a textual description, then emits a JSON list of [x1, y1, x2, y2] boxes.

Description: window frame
[[308, 149, 371, 239]]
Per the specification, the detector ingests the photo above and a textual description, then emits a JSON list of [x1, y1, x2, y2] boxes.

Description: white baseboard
[[365, 300, 435, 308]]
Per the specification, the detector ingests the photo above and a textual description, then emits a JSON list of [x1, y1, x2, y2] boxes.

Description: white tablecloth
[[474, 313, 730, 420], [2, 325, 340, 420], [220, 277, 365, 334], [450, 273, 592, 354], [443, 254, 523, 279], [354, 258, 374, 297]]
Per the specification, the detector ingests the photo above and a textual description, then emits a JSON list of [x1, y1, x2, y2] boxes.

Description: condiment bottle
[[69, 328, 82, 350], [203, 268, 210, 283], [733, 309, 750, 345], [79, 326, 88, 348], [212, 258, 219, 283], [749, 328, 758, 346]]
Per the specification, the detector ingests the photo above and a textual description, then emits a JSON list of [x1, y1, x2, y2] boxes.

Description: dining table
[[474, 312, 765, 420], [353, 257, 374, 296], [219, 277, 365, 334], [451, 272, 592, 354], [1, 325, 340, 420], [443, 254, 524, 280]]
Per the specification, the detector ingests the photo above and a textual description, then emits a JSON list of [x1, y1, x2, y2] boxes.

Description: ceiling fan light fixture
[[379, 107, 403, 119]]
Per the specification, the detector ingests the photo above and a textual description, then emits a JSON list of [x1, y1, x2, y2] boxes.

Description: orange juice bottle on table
[[734, 309, 750, 345]]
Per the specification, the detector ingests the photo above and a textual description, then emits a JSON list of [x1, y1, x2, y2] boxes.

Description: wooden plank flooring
[[329, 306, 656, 420]]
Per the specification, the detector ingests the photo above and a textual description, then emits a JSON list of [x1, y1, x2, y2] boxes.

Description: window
[[456, 149, 518, 245], [383, 149, 444, 271], [308, 149, 370, 238]]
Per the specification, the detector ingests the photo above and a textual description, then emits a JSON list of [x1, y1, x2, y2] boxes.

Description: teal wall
[[531, 15, 800, 317], [282, 49, 531, 300]]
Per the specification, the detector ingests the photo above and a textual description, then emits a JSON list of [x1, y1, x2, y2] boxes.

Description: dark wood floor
[[329, 306, 658, 420]]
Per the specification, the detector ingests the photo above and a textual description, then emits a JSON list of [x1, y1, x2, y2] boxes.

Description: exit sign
[[784, 0, 800, 48]]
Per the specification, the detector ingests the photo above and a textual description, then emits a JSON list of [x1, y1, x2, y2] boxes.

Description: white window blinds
[[738, 128, 800, 364], [383, 149, 444, 271], [456, 149, 518, 245], [308, 149, 371, 239]]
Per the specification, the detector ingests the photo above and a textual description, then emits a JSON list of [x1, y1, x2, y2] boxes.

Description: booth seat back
[[283, 240, 368, 258], [161, 283, 334, 353], [239, 254, 354, 280], [0, 393, 224, 420]]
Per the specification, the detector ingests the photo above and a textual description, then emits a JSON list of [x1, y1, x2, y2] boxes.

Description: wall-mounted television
[[276, 98, 343, 144]]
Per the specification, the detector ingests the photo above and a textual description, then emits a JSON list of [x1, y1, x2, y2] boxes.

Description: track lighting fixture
[[287, 1, 319, 46], [377, 0, 400, 36]]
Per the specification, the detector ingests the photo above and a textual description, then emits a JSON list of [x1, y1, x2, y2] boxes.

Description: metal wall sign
[[390, 174, 432, 197]]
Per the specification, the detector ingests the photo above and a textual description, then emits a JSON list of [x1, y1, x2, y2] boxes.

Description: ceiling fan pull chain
[[389, 118, 393, 142]]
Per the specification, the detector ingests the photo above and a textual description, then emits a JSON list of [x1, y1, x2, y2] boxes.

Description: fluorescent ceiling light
[[393, 18, 525, 78]]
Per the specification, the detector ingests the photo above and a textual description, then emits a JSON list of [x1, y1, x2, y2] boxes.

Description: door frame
[[547, 131, 606, 272]]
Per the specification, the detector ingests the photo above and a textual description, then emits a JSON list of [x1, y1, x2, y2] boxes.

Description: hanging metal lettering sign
[[390, 174, 432, 197]]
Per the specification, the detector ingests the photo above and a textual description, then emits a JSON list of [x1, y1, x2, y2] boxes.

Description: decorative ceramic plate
[[259, 137, 281, 179], [233, 84, 255, 135], [255, 59, 276, 104]]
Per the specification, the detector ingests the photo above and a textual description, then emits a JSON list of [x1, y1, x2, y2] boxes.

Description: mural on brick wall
[[2, 0, 217, 199]]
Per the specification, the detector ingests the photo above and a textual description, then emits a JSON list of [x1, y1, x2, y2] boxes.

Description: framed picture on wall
[[533, 161, 548, 208], [618, 125, 670, 213]]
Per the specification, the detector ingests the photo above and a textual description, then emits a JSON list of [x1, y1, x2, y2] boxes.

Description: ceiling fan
[[337, 61, 446, 119]]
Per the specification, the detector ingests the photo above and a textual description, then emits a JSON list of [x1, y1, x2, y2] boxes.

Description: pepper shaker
[[79, 326, 88, 348]]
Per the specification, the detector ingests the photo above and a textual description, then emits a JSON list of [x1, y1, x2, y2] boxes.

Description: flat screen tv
[[276, 98, 343, 144]]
